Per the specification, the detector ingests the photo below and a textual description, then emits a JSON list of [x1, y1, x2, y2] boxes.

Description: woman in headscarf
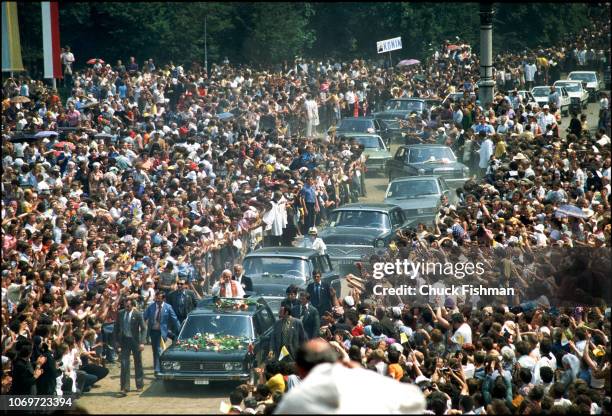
[[558, 353, 580, 390]]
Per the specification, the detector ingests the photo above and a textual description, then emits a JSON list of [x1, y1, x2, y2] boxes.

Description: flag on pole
[[278, 345, 291, 361], [41, 1, 62, 79], [400, 332, 409, 345], [1, 2, 25, 72]]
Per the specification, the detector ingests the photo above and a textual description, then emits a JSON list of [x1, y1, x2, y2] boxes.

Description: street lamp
[[478, 3, 495, 107]]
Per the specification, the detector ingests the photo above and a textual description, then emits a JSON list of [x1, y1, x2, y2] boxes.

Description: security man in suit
[[113, 298, 147, 396], [306, 271, 338, 317], [144, 292, 181, 373], [298, 291, 320, 339], [167, 278, 198, 324], [232, 264, 253, 293], [269, 300, 307, 361]]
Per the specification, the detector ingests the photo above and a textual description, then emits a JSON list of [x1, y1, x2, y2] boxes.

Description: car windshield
[[531, 87, 549, 97], [569, 73, 596, 82], [409, 147, 456, 163], [387, 180, 440, 198], [385, 100, 424, 112], [243, 257, 309, 279], [338, 119, 373, 131], [328, 210, 390, 229], [179, 315, 253, 340], [556, 83, 580, 92], [347, 136, 384, 149]]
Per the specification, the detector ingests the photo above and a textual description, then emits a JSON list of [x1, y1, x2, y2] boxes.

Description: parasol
[[397, 59, 421, 67], [94, 132, 113, 139], [555, 204, 591, 219], [34, 131, 59, 139], [447, 44, 460, 51], [9, 133, 39, 143], [53, 141, 76, 151], [217, 112, 235, 121], [10, 96, 31, 104], [87, 58, 105, 65]]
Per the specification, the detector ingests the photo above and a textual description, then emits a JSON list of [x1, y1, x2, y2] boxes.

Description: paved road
[[79, 99, 604, 414]]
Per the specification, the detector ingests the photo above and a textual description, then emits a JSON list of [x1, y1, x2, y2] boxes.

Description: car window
[[254, 308, 274, 335], [243, 257, 309, 280], [439, 178, 449, 192], [408, 147, 456, 163], [395, 147, 405, 160], [387, 179, 439, 198], [179, 314, 254, 339], [390, 209, 403, 227]]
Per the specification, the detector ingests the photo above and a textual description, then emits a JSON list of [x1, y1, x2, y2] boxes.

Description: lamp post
[[204, 14, 208, 74], [478, 3, 495, 107]]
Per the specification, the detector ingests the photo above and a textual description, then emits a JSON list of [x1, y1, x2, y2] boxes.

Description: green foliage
[[14, 2, 594, 73]]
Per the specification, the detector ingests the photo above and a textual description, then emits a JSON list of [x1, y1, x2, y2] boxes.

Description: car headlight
[[375, 239, 385, 248], [418, 168, 425, 175], [161, 361, 179, 371], [224, 362, 242, 371]]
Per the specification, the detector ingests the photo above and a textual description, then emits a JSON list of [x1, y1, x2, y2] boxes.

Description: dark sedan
[[387, 144, 470, 188], [372, 98, 427, 142], [156, 297, 275, 389], [330, 117, 393, 146]]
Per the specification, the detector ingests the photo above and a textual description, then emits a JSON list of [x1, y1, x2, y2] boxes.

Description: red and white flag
[[41, 1, 62, 79]]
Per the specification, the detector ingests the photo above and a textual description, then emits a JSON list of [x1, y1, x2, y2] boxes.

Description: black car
[[386, 144, 470, 188], [372, 98, 427, 142], [330, 117, 393, 146], [156, 297, 275, 389], [242, 247, 341, 315]]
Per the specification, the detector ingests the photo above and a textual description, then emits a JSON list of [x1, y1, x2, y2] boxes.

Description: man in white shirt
[[478, 132, 494, 177], [212, 270, 245, 298], [537, 105, 556, 133], [300, 227, 327, 255]]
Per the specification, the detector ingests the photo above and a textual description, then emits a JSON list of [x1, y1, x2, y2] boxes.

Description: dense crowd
[[2, 4, 611, 414]]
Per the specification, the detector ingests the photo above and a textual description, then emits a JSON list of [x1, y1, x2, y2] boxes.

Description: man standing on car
[[212, 269, 245, 299]]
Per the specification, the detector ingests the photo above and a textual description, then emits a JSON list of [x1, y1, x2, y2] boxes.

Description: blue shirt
[[301, 185, 317, 204]]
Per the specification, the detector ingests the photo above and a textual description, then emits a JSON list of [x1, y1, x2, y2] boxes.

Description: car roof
[[333, 203, 399, 212], [340, 116, 374, 121], [399, 144, 452, 149], [568, 71, 597, 74], [244, 246, 318, 259], [554, 80, 580, 84], [389, 175, 441, 183], [337, 133, 381, 138]]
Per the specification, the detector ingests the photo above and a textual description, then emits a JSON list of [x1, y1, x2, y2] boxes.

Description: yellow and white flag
[[278, 345, 291, 361], [400, 332, 409, 345], [219, 401, 231, 413], [160, 337, 168, 351]]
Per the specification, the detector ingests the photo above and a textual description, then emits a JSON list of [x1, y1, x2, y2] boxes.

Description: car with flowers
[[156, 297, 276, 389]]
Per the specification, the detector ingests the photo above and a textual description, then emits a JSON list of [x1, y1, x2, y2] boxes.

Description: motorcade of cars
[[567, 71, 603, 102], [553, 80, 589, 113], [330, 117, 393, 146], [336, 133, 392, 175], [530, 85, 571, 116]]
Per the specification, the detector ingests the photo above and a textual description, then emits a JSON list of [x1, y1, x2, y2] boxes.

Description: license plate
[[194, 379, 209, 385]]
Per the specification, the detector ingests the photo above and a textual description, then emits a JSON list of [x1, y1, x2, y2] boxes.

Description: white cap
[[543, 104, 550, 109], [343, 296, 355, 307]]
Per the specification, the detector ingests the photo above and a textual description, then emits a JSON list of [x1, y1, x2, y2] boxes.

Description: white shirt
[[300, 236, 327, 255], [211, 281, 245, 298], [478, 139, 494, 169]]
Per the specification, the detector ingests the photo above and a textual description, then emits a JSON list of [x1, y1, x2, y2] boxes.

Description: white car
[[553, 80, 589, 112], [567, 71, 602, 102], [516, 90, 536, 106], [530, 85, 571, 116]]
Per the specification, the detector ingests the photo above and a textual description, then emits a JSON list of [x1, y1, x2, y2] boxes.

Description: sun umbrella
[[397, 59, 421, 67], [10, 96, 30, 104], [34, 131, 59, 138], [217, 112, 235, 121], [86, 58, 105, 65], [9, 133, 39, 143], [555, 204, 590, 219], [94, 132, 113, 139], [447, 44, 460, 51], [53, 141, 76, 151]]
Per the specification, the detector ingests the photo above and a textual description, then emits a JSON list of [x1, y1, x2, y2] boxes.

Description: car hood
[[384, 195, 440, 209], [319, 227, 389, 245], [374, 110, 408, 119], [161, 346, 249, 361]]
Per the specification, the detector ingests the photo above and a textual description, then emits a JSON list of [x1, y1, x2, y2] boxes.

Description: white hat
[[543, 104, 550, 109], [343, 296, 355, 307], [71, 252, 82, 260], [534, 224, 545, 233], [308, 227, 318, 235], [512, 153, 528, 161]]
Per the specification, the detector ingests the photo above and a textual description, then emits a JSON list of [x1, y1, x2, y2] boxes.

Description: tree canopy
[[14, 2, 597, 75]]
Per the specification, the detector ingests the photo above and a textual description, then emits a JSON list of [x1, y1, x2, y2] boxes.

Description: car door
[[389, 147, 406, 178], [253, 307, 275, 364]]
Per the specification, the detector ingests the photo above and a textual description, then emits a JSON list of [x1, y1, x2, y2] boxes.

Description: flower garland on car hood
[[176, 333, 251, 352]]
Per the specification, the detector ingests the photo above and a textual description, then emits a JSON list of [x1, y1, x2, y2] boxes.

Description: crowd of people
[[1, 3, 611, 414]]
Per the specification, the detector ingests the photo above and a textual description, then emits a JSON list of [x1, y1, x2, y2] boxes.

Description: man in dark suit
[[232, 264, 253, 293], [144, 292, 181, 373], [306, 271, 337, 317], [269, 300, 307, 361], [113, 298, 147, 396], [298, 291, 320, 340], [10, 344, 44, 395], [35, 341, 60, 395], [167, 279, 198, 324]]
